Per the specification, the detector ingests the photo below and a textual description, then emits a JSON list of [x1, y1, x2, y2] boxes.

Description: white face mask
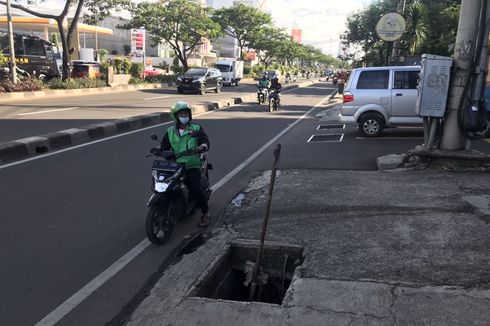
[[178, 116, 190, 125]]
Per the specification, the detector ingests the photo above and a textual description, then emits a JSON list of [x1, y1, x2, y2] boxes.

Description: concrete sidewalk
[[127, 169, 490, 325]]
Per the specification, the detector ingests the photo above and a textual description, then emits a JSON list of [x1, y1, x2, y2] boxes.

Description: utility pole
[[6, 0, 17, 84], [390, 0, 406, 65], [440, 0, 483, 150]]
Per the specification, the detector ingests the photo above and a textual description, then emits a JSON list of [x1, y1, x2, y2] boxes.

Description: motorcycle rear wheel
[[145, 202, 177, 244]]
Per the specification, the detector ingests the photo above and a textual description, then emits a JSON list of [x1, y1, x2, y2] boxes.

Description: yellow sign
[[1, 57, 30, 64]]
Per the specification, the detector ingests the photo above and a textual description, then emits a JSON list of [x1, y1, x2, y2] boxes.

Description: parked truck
[[0, 33, 62, 81], [214, 60, 243, 86]]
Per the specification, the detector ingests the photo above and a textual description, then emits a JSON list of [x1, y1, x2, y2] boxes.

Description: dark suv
[[177, 67, 223, 95]]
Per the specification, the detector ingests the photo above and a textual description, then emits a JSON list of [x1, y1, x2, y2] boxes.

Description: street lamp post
[[6, 0, 17, 83]]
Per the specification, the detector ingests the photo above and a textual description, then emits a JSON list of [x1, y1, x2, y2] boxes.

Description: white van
[[340, 66, 422, 137]]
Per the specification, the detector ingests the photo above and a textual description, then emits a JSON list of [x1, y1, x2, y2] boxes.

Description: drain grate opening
[[193, 241, 303, 305], [317, 124, 345, 130], [307, 134, 343, 142]]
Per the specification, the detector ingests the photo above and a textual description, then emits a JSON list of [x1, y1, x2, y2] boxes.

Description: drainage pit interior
[[193, 241, 303, 305]]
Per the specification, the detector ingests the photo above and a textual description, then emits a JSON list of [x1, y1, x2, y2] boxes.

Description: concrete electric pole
[[6, 0, 17, 84], [440, 0, 483, 150]]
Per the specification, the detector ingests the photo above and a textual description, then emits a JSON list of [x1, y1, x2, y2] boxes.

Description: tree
[[124, 0, 221, 70], [250, 27, 288, 68], [212, 3, 272, 60], [342, 0, 460, 66], [0, 0, 129, 80]]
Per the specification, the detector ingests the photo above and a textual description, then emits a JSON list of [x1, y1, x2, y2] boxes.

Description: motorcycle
[[145, 134, 212, 244], [285, 75, 291, 84], [257, 86, 269, 104], [293, 75, 298, 82], [268, 89, 280, 112], [332, 75, 338, 85]]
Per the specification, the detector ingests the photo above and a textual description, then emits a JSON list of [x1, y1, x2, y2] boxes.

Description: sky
[[266, 0, 371, 56], [8, 0, 373, 57]]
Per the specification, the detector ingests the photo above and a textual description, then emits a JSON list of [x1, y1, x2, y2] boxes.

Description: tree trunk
[[57, 18, 70, 81]]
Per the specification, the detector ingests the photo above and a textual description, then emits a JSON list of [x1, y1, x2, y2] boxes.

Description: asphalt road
[[0, 82, 257, 143], [1, 82, 489, 326]]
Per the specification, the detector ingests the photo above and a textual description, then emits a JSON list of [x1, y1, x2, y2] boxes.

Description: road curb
[[0, 83, 173, 103], [0, 78, 259, 103], [0, 81, 310, 165]]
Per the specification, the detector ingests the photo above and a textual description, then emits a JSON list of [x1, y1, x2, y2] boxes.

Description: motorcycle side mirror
[[150, 134, 158, 141]]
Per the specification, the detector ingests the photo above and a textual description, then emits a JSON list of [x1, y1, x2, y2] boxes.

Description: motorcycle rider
[[257, 73, 270, 89], [161, 101, 211, 227], [270, 75, 282, 104]]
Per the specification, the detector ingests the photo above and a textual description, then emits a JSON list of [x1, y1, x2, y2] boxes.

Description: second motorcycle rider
[[161, 101, 211, 227]]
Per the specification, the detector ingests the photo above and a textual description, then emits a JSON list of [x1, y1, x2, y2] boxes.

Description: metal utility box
[[415, 54, 453, 117]]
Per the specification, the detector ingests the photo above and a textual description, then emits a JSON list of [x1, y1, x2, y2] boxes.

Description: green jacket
[[166, 123, 202, 169]]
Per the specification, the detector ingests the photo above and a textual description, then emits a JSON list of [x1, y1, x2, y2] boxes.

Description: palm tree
[[404, 0, 430, 54]]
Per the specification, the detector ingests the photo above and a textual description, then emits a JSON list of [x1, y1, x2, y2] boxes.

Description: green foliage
[[243, 66, 252, 75], [99, 62, 110, 79], [98, 48, 109, 62], [124, 0, 221, 69], [129, 62, 144, 78], [171, 65, 186, 75], [144, 74, 177, 84], [48, 77, 107, 89], [50, 33, 61, 47], [342, 0, 460, 66], [121, 59, 132, 74], [212, 4, 273, 60], [113, 58, 123, 74], [0, 78, 43, 93], [129, 76, 144, 84]]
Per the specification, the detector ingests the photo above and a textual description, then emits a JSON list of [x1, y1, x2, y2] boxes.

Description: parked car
[[339, 65, 422, 137], [176, 67, 223, 95], [70, 60, 100, 79]]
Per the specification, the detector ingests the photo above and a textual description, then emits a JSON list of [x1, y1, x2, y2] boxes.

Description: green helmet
[[170, 101, 192, 122]]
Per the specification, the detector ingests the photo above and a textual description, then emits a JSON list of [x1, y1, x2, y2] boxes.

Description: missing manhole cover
[[192, 241, 303, 305], [317, 124, 345, 130], [307, 134, 343, 142]]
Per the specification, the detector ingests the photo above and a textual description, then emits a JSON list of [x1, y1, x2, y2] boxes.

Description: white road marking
[[143, 95, 172, 101], [17, 107, 79, 116], [29, 87, 335, 326], [355, 136, 423, 140]]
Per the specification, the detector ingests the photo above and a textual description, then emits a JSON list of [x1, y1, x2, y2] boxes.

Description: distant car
[[144, 65, 164, 77], [176, 67, 223, 95], [70, 60, 100, 79], [339, 65, 422, 137]]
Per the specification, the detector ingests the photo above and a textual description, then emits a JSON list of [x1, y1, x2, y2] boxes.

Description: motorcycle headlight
[[154, 182, 169, 193]]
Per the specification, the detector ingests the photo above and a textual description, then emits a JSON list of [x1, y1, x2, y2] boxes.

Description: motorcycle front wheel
[[145, 202, 177, 244], [268, 98, 274, 112]]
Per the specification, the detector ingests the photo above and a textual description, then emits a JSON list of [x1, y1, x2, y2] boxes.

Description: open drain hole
[[193, 241, 303, 305]]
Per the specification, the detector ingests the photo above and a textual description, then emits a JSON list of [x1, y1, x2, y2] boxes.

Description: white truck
[[214, 60, 244, 86]]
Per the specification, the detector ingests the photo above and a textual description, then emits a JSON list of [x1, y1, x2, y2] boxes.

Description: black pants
[[184, 168, 209, 214]]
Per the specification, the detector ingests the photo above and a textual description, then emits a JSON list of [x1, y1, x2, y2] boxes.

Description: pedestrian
[[161, 101, 211, 227]]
